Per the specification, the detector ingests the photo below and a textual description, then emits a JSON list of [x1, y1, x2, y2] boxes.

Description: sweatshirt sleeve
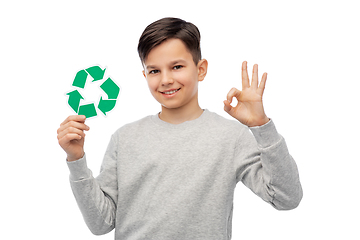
[[67, 134, 118, 235], [235, 120, 303, 210]]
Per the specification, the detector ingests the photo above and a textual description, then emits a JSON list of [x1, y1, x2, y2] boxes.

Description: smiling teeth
[[163, 89, 179, 94]]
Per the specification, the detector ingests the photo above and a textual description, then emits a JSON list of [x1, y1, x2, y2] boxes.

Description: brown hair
[[137, 17, 202, 65]]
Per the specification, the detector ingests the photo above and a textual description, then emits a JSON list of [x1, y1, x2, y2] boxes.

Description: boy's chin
[[160, 103, 183, 110], [161, 104, 180, 110]]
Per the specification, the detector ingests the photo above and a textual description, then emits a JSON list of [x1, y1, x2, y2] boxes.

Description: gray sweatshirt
[[67, 109, 302, 239]]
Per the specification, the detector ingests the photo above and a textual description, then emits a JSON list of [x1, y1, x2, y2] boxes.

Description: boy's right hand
[[57, 115, 90, 162]]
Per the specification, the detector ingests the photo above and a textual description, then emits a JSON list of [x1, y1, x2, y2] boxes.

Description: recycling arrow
[[98, 97, 116, 115], [78, 103, 97, 118], [72, 70, 87, 89], [72, 66, 106, 89], [86, 66, 106, 81], [66, 65, 120, 118], [101, 77, 120, 99], [66, 90, 84, 112]]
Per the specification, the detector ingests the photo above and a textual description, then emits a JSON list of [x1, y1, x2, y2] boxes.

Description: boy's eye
[[149, 70, 159, 74], [173, 65, 183, 70]]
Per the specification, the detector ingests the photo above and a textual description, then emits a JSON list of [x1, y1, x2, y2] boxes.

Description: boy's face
[[142, 38, 207, 111]]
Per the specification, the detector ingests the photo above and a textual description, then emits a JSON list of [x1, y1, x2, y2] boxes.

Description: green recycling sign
[[66, 66, 120, 118]]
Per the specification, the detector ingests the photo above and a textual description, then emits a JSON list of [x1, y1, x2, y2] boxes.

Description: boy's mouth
[[160, 88, 181, 95]]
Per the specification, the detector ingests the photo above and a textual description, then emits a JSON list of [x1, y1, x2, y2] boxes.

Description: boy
[[57, 17, 302, 239]]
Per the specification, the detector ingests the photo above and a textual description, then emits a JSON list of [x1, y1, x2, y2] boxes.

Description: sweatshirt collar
[[151, 109, 209, 129]]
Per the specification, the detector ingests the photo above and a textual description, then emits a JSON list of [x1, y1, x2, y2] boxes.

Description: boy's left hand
[[224, 61, 270, 127]]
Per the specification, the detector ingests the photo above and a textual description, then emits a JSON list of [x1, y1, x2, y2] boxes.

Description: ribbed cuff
[[249, 119, 281, 148], [67, 154, 92, 181]]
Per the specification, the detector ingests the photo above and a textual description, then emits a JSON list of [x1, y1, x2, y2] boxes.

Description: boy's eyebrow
[[170, 59, 186, 65], [146, 65, 157, 70], [145, 59, 187, 70]]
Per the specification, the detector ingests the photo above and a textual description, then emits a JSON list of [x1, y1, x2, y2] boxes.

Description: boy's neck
[[159, 101, 203, 125]]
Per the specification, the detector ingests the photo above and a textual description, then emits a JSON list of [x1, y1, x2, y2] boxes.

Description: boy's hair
[[138, 17, 202, 65]]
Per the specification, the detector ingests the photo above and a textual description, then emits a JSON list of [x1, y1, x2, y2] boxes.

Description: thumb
[[223, 100, 233, 114]]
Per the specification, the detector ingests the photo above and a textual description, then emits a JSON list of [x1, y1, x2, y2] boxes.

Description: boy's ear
[[142, 70, 147, 78], [197, 59, 208, 82]]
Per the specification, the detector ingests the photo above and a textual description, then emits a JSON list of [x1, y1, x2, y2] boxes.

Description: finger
[[58, 133, 83, 147], [242, 61, 250, 89], [224, 100, 239, 120], [57, 120, 89, 135], [60, 115, 86, 126], [226, 87, 241, 103], [59, 116, 89, 130], [251, 64, 259, 89], [224, 100, 233, 114], [57, 126, 86, 140], [258, 72, 267, 96], [57, 122, 89, 136]]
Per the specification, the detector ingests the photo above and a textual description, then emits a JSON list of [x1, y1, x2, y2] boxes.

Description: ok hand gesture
[[224, 61, 270, 127]]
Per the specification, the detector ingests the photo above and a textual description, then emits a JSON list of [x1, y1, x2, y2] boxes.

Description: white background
[[1, 0, 359, 239]]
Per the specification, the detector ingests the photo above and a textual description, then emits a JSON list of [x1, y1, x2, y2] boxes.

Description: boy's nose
[[161, 71, 174, 86]]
